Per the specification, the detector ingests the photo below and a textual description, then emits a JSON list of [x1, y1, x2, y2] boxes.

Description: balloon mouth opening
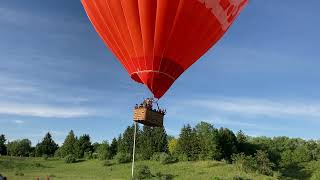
[[131, 71, 178, 99]]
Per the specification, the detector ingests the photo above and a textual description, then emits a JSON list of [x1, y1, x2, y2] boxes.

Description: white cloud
[[190, 97, 320, 119], [14, 120, 24, 124], [0, 103, 95, 118], [0, 7, 48, 26]]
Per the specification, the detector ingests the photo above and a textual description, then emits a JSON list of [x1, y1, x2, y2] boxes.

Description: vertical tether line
[[132, 121, 137, 178]]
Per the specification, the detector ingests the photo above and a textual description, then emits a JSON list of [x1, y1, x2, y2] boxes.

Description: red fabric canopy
[[81, 0, 248, 98]]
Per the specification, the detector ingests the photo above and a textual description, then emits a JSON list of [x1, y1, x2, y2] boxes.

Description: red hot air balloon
[[81, 0, 248, 99]]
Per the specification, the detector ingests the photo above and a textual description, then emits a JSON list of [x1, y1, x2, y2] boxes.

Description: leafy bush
[[232, 153, 256, 173], [103, 160, 113, 167], [233, 176, 250, 180], [33, 162, 43, 167], [178, 154, 188, 162], [114, 152, 131, 164], [232, 151, 274, 176], [151, 152, 162, 161], [97, 142, 111, 160], [49, 174, 56, 178], [15, 171, 24, 176], [311, 170, 320, 180], [54, 148, 63, 158], [84, 151, 93, 160], [211, 177, 222, 180], [92, 152, 99, 159], [64, 154, 76, 164], [254, 150, 274, 176], [159, 153, 177, 164], [42, 154, 48, 160], [133, 165, 153, 180], [155, 172, 174, 180]]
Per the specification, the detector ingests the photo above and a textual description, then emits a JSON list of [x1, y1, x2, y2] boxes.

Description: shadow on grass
[[280, 164, 312, 179], [74, 159, 86, 163], [207, 162, 227, 168]]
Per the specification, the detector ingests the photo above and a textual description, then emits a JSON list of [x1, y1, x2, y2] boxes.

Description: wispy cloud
[[14, 120, 25, 124], [0, 7, 49, 26], [0, 103, 95, 118], [190, 96, 320, 119]]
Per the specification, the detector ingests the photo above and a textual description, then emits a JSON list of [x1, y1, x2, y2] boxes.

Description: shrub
[[178, 154, 188, 162], [311, 170, 320, 180], [42, 154, 48, 160], [49, 174, 56, 178], [54, 148, 63, 158], [151, 152, 162, 161], [64, 154, 76, 164], [114, 152, 131, 164], [15, 171, 24, 176], [92, 152, 99, 159], [159, 153, 177, 165], [84, 151, 93, 160], [103, 160, 113, 167], [34, 162, 42, 167], [155, 172, 174, 180], [232, 153, 256, 173], [133, 165, 153, 180], [233, 176, 250, 180], [211, 177, 222, 180], [254, 150, 274, 176], [232, 151, 274, 176]]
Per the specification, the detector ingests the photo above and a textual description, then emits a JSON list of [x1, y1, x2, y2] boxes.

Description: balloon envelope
[[81, 0, 248, 98]]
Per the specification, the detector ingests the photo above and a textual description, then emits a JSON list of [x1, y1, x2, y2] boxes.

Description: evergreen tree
[[139, 126, 169, 160], [92, 142, 100, 153], [237, 130, 248, 154], [217, 128, 238, 162], [139, 126, 155, 160], [117, 124, 140, 156], [176, 124, 200, 160], [61, 130, 77, 157], [35, 132, 58, 157], [110, 138, 118, 158], [97, 141, 111, 160], [75, 134, 92, 158], [153, 127, 169, 153], [7, 139, 32, 157], [195, 122, 219, 160], [0, 134, 7, 155]]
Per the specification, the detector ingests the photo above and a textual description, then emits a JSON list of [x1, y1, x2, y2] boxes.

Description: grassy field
[[0, 156, 279, 180]]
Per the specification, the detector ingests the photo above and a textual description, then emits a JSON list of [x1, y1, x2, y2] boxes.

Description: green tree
[[110, 138, 118, 158], [60, 130, 77, 157], [75, 134, 92, 158], [35, 132, 58, 157], [92, 142, 100, 152], [217, 128, 238, 162], [0, 134, 7, 155], [97, 141, 111, 160], [139, 126, 153, 160], [176, 124, 200, 160], [254, 150, 274, 176], [195, 122, 221, 160], [168, 138, 178, 155], [236, 130, 248, 153], [118, 124, 140, 156], [153, 127, 169, 153], [7, 139, 32, 157]]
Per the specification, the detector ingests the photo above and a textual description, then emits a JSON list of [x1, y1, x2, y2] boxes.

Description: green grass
[[0, 156, 290, 180]]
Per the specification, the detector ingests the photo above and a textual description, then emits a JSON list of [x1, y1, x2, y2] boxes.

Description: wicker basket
[[133, 107, 164, 127]]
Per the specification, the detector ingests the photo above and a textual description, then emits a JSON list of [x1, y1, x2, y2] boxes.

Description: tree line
[[1, 121, 320, 176]]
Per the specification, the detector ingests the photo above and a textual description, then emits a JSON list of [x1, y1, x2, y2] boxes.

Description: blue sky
[[1, 0, 320, 145]]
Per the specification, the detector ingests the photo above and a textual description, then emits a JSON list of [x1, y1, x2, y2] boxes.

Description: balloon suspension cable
[[153, 97, 160, 111], [131, 121, 137, 178]]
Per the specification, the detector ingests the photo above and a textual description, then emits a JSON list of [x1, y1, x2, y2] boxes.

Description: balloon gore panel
[[81, 0, 248, 98]]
